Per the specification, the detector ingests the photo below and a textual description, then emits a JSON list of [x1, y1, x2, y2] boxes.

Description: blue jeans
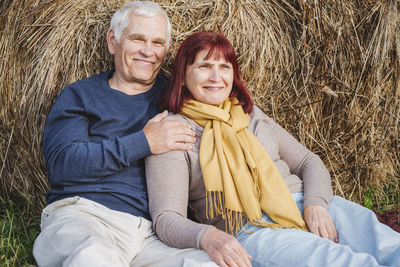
[[236, 193, 400, 267]]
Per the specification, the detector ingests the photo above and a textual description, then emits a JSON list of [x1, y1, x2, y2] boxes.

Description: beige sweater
[[145, 106, 332, 250]]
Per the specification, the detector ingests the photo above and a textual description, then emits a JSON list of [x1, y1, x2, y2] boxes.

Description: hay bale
[[1, 0, 399, 207]]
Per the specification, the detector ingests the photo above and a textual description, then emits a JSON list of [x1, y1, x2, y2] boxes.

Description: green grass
[[363, 179, 400, 213], [0, 197, 40, 267]]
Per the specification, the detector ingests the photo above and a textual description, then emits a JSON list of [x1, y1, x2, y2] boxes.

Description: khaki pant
[[33, 197, 217, 267]]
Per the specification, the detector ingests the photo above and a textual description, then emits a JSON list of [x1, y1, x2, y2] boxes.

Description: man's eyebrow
[[127, 33, 145, 39], [127, 34, 166, 44], [153, 38, 166, 44]]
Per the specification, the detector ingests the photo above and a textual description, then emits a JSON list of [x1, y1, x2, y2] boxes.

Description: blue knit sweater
[[42, 70, 167, 220]]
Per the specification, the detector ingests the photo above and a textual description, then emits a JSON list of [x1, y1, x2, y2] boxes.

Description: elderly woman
[[145, 32, 400, 267]]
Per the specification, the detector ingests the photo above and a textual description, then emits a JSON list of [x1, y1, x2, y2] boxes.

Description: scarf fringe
[[206, 190, 223, 220], [206, 190, 243, 233], [225, 208, 244, 234], [205, 190, 302, 233]]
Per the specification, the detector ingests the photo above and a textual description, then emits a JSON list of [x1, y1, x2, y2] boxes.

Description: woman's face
[[184, 49, 234, 105]]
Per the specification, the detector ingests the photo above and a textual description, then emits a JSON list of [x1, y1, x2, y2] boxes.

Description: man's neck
[[108, 73, 154, 95]]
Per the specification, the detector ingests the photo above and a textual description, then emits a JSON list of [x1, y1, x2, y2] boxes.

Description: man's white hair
[[110, 1, 171, 50]]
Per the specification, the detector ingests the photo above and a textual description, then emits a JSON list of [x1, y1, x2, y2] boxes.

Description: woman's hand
[[201, 228, 252, 267], [303, 205, 338, 242]]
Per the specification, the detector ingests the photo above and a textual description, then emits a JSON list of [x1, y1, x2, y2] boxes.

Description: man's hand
[[303, 205, 338, 242], [143, 111, 196, 154], [201, 228, 252, 267]]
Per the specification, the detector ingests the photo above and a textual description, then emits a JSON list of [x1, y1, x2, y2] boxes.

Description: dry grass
[[1, 0, 399, 208]]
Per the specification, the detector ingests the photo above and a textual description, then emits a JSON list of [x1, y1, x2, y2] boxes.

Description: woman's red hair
[[161, 31, 253, 114]]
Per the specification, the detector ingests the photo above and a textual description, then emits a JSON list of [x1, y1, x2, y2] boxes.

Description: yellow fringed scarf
[[181, 97, 308, 234]]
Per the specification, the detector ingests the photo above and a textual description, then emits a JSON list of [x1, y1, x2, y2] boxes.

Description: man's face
[[108, 12, 168, 87]]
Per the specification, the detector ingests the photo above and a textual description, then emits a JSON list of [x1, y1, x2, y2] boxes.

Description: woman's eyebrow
[[195, 62, 213, 67]]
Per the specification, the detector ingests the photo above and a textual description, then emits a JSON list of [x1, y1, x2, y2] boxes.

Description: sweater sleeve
[[145, 149, 214, 249], [43, 86, 151, 185], [253, 107, 333, 208]]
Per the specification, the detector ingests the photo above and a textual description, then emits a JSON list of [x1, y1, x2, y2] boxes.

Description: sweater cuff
[[303, 195, 330, 209], [121, 130, 151, 162], [197, 225, 216, 250]]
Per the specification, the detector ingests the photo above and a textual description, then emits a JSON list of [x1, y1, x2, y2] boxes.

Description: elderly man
[[33, 2, 217, 266]]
